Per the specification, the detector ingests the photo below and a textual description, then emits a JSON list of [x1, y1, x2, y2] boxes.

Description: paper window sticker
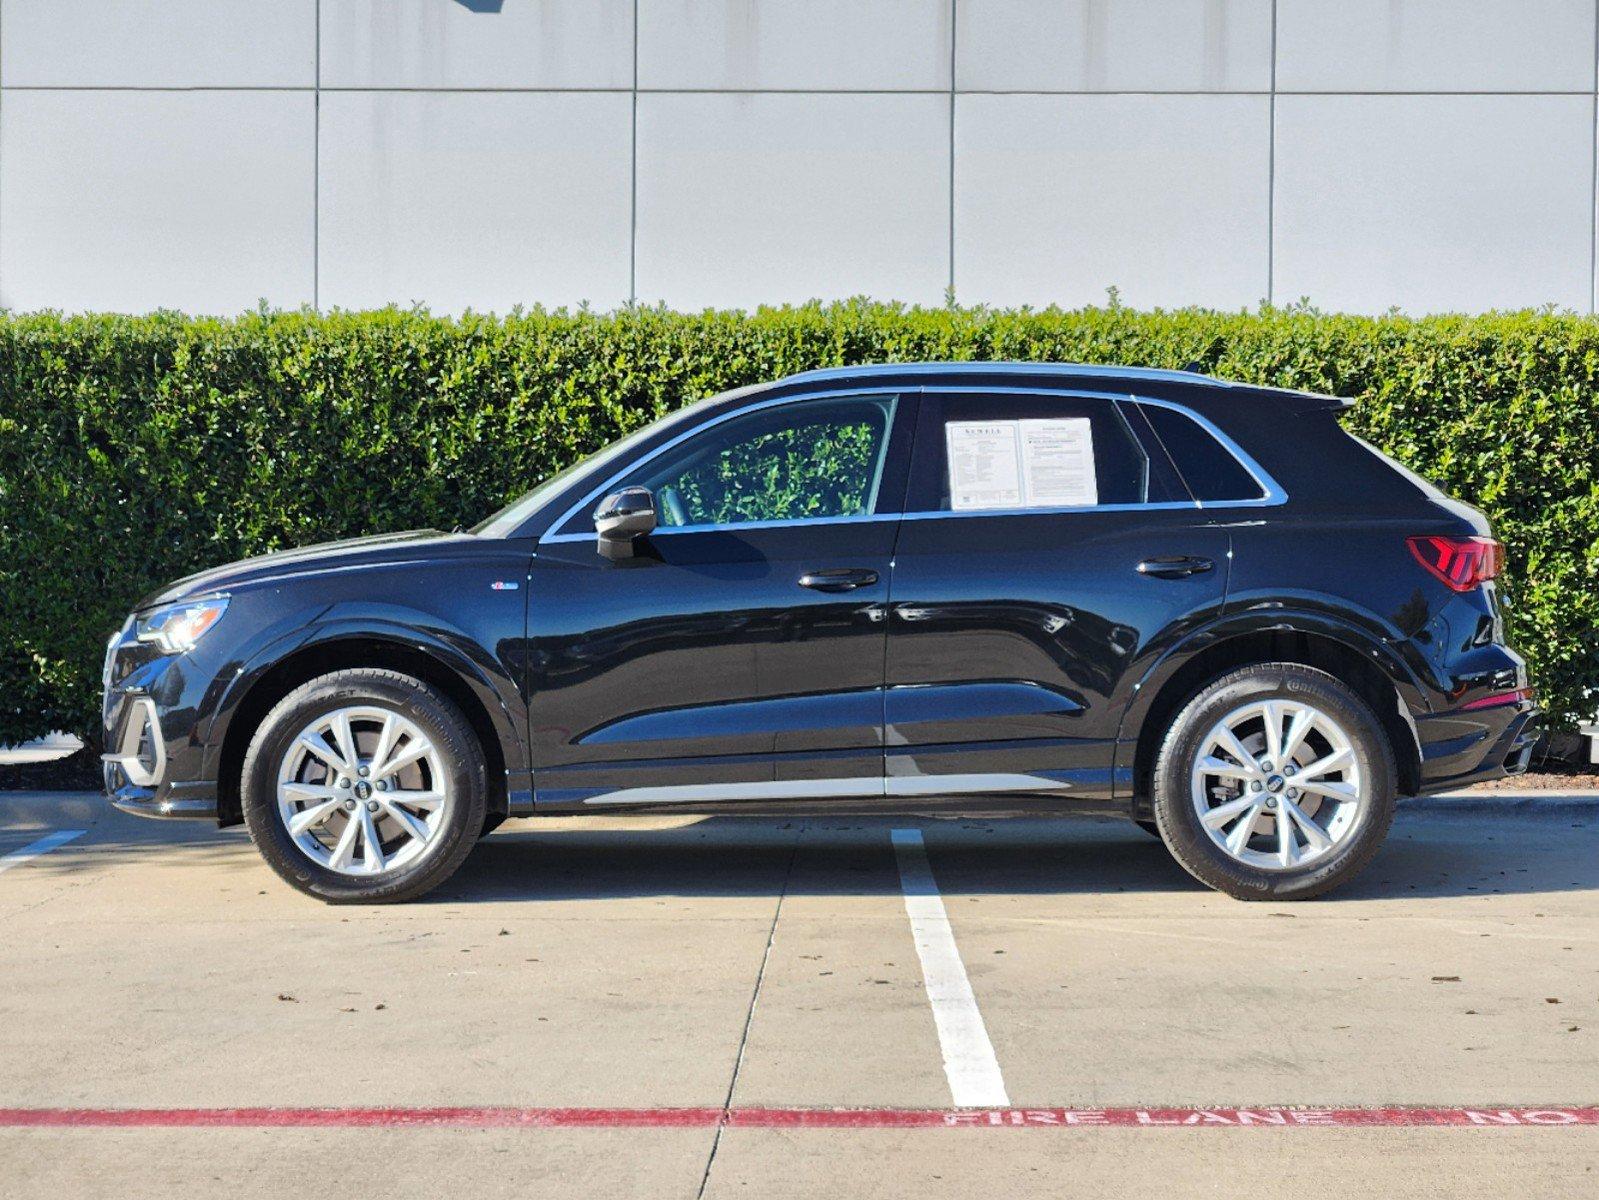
[[1019, 418, 1098, 507], [945, 421, 1023, 510]]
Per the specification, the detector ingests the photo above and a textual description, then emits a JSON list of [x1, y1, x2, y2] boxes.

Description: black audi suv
[[102, 363, 1540, 903]]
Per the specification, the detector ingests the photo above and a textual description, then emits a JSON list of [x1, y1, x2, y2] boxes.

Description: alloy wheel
[[275, 705, 451, 876], [1189, 698, 1365, 871]]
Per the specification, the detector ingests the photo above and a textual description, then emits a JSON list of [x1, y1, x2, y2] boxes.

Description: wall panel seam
[[630, 0, 638, 305], [314, 0, 320, 310], [1, 0, 5, 304], [1267, 0, 1277, 306], [948, 0, 956, 300], [1591, 0, 1598, 313]]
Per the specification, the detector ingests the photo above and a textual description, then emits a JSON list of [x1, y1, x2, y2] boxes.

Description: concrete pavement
[[0, 790, 1595, 1197]]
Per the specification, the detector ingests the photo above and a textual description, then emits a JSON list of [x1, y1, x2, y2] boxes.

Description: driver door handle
[[798, 568, 879, 592], [1136, 555, 1214, 580]]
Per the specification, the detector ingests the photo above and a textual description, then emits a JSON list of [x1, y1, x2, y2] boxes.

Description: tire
[[241, 669, 487, 903], [1150, 663, 1397, 901], [1134, 820, 1161, 838]]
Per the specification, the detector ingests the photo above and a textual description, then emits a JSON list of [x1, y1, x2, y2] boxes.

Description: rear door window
[[907, 393, 1187, 512], [1135, 402, 1266, 502]]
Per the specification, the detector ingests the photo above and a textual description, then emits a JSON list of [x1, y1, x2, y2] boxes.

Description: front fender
[[200, 604, 528, 780]]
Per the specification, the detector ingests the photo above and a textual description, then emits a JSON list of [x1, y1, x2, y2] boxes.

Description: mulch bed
[[0, 748, 104, 792]]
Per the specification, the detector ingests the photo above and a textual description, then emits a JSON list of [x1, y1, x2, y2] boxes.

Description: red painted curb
[[1, 1106, 1596, 1130]]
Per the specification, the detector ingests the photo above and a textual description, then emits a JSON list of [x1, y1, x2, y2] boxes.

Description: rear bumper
[[1414, 697, 1543, 795]]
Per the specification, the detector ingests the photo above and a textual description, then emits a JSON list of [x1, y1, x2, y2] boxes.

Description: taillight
[[1460, 687, 1534, 711], [1407, 535, 1503, 592]]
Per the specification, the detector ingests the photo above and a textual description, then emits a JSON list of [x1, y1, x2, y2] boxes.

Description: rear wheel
[[241, 669, 486, 903], [1151, 663, 1397, 901]]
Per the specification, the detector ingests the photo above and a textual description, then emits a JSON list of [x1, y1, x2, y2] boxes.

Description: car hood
[[135, 529, 466, 611]]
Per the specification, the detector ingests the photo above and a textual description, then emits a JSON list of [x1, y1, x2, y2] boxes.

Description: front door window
[[560, 395, 898, 534]]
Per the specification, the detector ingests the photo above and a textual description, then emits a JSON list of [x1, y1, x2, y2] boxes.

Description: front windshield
[[471, 390, 738, 538]]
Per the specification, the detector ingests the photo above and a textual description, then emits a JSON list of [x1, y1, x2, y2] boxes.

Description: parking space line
[[890, 828, 1010, 1108], [0, 830, 85, 875], [1, 1106, 1594, 1130]]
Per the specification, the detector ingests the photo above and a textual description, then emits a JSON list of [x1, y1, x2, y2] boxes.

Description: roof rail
[[779, 361, 1239, 388]]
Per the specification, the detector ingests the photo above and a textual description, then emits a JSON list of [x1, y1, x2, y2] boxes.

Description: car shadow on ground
[[433, 808, 1599, 905], [4, 797, 1594, 906], [443, 816, 1205, 903]]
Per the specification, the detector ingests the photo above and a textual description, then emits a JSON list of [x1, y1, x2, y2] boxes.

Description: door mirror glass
[[594, 486, 656, 559]]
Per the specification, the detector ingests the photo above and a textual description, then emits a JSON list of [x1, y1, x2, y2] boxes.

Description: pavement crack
[[695, 821, 803, 1200]]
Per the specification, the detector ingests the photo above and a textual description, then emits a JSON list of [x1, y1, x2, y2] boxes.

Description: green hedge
[[2, 303, 1596, 746]]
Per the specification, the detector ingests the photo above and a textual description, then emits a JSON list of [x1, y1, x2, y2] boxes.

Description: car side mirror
[[594, 486, 656, 560]]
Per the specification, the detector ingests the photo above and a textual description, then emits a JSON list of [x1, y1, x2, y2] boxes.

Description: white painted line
[[891, 828, 1010, 1109], [1430, 789, 1599, 800], [0, 830, 86, 875]]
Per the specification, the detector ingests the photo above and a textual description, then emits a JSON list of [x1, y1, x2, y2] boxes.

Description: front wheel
[[241, 669, 487, 903], [1150, 663, 1397, 901]]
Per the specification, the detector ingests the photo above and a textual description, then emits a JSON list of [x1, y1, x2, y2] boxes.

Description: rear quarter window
[[1137, 403, 1266, 502]]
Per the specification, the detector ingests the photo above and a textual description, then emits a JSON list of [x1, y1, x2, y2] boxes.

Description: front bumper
[[102, 629, 219, 821], [105, 771, 219, 820]]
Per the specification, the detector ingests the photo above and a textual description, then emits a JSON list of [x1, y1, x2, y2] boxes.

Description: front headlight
[[103, 622, 127, 689], [135, 596, 230, 655]]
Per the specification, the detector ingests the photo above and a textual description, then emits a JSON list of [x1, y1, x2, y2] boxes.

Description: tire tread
[[240, 668, 486, 904], [1150, 662, 1398, 901]]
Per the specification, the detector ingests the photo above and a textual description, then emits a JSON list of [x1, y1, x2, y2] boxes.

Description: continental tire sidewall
[[1152, 664, 1398, 901], [241, 670, 487, 904]]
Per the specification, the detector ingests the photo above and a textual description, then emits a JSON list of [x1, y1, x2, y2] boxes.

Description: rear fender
[[1113, 607, 1429, 800]]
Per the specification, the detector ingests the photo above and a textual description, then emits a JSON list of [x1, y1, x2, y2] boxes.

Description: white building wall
[[0, 0, 1594, 316]]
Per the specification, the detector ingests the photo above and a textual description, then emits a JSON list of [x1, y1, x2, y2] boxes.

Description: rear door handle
[[798, 568, 880, 592], [1136, 556, 1214, 580]]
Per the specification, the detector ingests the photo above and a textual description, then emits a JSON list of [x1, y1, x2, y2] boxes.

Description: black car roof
[[770, 361, 1351, 413]]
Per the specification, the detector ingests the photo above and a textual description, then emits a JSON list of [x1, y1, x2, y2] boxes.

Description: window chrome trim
[[538, 386, 908, 545], [536, 383, 1286, 545], [896, 500, 1202, 522], [542, 511, 901, 544]]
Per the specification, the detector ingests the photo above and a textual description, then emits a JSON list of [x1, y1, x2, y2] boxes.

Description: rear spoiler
[[1236, 386, 1356, 416]]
